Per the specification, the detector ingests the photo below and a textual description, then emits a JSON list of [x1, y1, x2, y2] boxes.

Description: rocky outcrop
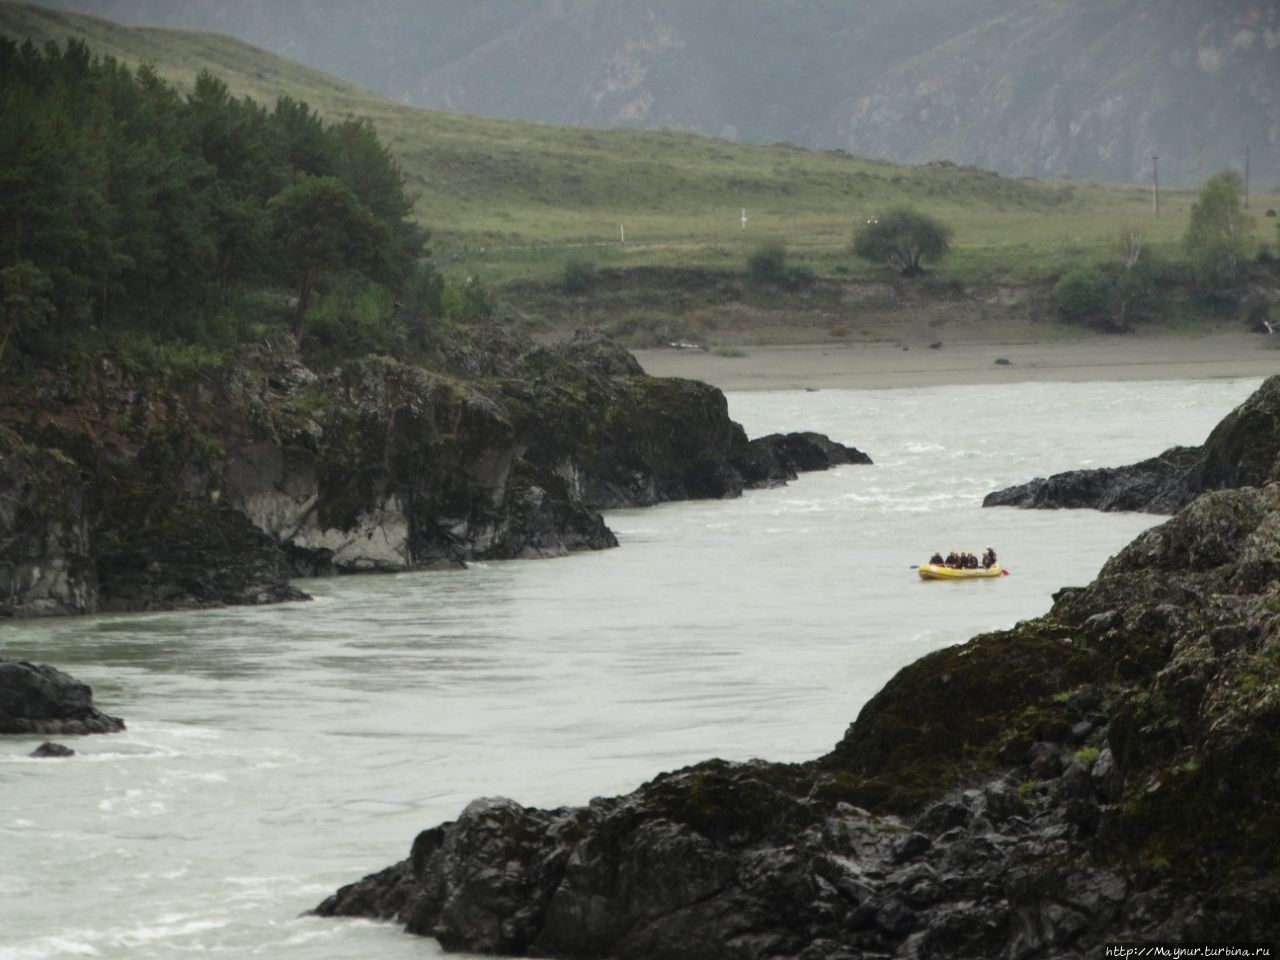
[[0, 430, 96, 618], [0, 328, 868, 617], [982, 445, 1201, 512], [0, 659, 125, 735], [985, 375, 1280, 513], [316, 478, 1280, 955]]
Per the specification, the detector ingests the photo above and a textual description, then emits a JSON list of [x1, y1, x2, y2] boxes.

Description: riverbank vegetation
[[2, 5, 1278, 361], [0, 36, 449, 370]]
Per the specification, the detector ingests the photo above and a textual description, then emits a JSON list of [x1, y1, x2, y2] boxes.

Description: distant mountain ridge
[[17, 0, 1280, 188]]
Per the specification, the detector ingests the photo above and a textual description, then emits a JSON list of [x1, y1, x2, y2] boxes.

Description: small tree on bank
[[852, 208, 953, 276], [268, 175, 383, 343], [1183, 171, 1253, 293]]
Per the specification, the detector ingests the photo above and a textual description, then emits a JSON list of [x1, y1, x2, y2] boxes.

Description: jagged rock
[[749, 432, 872, 477], [317, 476, 1280, 955], [0, 659, 125, 735], [983, 445, 1200, 512], [985, 375, 1280, 513]]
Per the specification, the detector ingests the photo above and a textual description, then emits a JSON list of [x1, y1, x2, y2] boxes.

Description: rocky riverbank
[[984, 374, 1280, 513], [315, 380, 1280, 955], [0, 327, 866, 619]]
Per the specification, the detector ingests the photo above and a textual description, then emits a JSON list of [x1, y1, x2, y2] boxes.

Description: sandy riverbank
[[632, 331, 1280, 391]]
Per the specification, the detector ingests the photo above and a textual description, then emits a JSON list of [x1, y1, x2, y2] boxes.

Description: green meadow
[[2, 0, 1275, 295]]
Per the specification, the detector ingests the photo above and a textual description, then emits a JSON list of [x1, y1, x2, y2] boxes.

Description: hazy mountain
[[20, 0, 1280, 187]]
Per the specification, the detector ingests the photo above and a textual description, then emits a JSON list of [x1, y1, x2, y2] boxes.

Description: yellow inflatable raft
[[918, 563, 1005, 580]]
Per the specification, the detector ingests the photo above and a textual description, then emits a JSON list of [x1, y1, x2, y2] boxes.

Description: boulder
[[0, 659, 125, 735], [30, 741, 75, 758]]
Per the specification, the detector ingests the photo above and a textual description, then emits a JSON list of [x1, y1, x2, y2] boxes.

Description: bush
[[852, 208, 953, 276], [442, 276, 496, 323], [746, 242, 788, 284], [746, 242, 814, 289], [1052, 265, 1111, 323], [562, 258, 599, 294]]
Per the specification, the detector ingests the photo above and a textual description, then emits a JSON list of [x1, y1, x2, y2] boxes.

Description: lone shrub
[[852, 208, 953, 276], [746, 243, 788, 284], [562, 258, 599, 294], [746, 242, 815, 289], [1052, 265, 1111, 324]]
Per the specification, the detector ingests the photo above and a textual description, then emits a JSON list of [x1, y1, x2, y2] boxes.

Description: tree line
[[0, 38, 457, 367]]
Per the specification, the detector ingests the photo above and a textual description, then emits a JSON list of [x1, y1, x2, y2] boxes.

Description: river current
[[0, 377, 1265, 959]]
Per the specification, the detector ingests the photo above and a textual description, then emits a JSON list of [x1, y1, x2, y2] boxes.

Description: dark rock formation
[[0, 328, 868, 617], [985, 375, 1280, 513], [983, 445, 1200, 512], [316, 479, 1280, 956], [30, 741, 76, 758], [750, 432, 872, 476], [0, 430, 97, 617], [0, 659, 125, 735]]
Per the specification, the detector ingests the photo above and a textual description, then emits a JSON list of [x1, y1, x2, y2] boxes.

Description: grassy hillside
[[1, 0, 1275, 298], [26, 0, 1280, 191]]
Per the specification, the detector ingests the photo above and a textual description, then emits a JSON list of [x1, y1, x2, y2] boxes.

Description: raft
[[918, 563, 1004, 580]]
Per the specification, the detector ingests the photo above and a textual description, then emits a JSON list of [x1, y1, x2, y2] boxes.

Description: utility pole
[[1151, 154, 1160, 219], [1244, 145, 1250, 209]]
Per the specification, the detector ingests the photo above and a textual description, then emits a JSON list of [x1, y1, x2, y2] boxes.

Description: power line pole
[[1244, 145, 1250, 209], [1151, 154, 1160, 219]]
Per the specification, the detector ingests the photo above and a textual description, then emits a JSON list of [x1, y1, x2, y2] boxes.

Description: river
[[0, 376, 1263, 959]]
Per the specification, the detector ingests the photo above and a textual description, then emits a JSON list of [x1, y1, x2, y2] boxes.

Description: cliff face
[[985, 374, 1280, 513], [0, 329, 867, 618], [316, 387, 1280, 956]]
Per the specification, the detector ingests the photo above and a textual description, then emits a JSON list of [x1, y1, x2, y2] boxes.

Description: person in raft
[[982, 547, 997, 568], [930, 550, 945, 565]]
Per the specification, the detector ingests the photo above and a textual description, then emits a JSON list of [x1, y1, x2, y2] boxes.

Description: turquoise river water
[[0, 376, 1265, 959]]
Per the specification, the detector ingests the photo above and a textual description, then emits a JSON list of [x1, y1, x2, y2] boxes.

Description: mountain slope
[[18, 0, 1280, 188], [7, 0, 1201, 270], [835, 0, 1280, 186]]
